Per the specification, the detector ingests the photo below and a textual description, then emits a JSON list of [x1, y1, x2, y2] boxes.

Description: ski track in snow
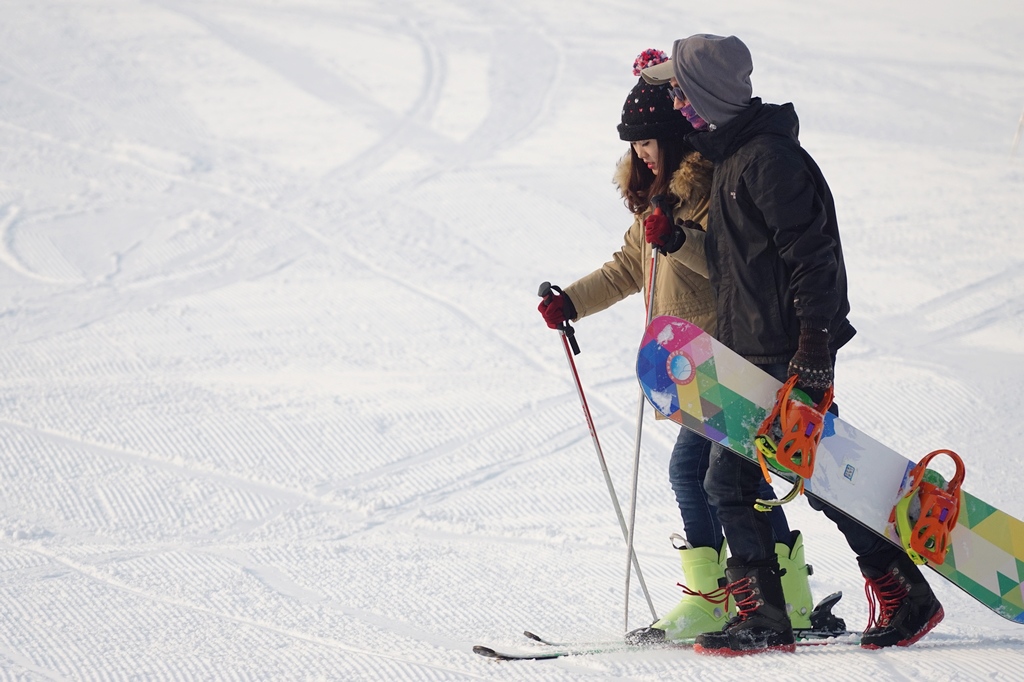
[[1, 0, 1023, 679]]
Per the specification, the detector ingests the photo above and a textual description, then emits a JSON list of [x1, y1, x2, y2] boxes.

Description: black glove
[[788, 325, 833, 392]]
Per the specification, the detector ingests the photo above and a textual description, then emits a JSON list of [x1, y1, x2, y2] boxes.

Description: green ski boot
[[777, 530, 814, 631], [626, 536, 729, 645]]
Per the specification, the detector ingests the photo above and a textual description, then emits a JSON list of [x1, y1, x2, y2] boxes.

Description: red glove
[[643, 212, 686, 253], [537, 290, 577, 329]]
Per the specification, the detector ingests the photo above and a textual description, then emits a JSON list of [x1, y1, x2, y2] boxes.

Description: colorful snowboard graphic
[[637, 315, 1024, 624]]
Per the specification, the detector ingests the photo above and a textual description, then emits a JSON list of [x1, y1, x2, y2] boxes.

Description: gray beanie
[[649, 35, 753, 128]]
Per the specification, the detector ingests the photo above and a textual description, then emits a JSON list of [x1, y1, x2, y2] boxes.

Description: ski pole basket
[[753, 375, 834, 510], [889, 449, 965, 566]]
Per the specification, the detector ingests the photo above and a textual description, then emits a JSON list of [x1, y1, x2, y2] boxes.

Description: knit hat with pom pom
[[617, 49, 694, 141]]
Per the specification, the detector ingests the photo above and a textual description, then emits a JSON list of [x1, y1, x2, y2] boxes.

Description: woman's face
[[632, 139, 660, 175]]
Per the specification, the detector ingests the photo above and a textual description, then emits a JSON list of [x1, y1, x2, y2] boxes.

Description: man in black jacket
[[641, 35, 943, 656]]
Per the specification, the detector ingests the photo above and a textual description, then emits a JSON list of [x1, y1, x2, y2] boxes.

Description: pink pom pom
[[632, 48, 668, 76]]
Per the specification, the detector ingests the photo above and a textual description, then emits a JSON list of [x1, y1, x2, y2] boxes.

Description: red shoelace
[[677, 576, 760, 620], [864, 572, 907, 629]]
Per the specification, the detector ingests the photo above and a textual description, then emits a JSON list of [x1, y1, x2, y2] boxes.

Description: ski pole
[[537, 282, 657, 621], [622, 195, 668, 632]]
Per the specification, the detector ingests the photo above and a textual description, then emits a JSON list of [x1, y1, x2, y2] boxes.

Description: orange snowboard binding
[[890, 449, 965, 565], [753, 375, 834, 510]]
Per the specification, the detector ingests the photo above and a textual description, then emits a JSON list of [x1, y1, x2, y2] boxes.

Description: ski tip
[[472, 645, 563, 661], [522, 631, 543, 642]]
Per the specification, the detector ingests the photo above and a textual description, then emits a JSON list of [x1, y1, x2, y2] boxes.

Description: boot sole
[[860, 606, 944, 650], [694, 642, 797, 657]]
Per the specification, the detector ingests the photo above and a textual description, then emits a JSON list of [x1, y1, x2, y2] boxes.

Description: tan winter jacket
[[564, 150, 717, 336]]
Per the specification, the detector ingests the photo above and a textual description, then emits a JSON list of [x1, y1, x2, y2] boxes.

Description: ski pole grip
[[650, 194, 669, 216], [648, 195, 670, 258], [537, 281, 581, 355]]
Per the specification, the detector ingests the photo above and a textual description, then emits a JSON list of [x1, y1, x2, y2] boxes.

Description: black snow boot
[[693, 558, 795, 656], [858, 552, 944, 649]]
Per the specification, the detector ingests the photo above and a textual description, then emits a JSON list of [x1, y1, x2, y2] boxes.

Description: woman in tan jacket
[[538, 50, 813, 644]]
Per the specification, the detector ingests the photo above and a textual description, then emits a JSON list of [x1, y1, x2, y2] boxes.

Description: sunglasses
[[666, 86, 686, 103]]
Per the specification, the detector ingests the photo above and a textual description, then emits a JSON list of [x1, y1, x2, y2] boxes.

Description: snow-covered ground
[[2, 0, 1023, 679]]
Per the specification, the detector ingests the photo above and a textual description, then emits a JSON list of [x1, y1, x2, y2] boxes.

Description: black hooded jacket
[[687, 99, 856, 364]]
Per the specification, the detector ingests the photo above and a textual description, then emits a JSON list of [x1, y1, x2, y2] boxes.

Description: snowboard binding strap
[[890, 449, 965, 565], [753, 375, 834, 510]]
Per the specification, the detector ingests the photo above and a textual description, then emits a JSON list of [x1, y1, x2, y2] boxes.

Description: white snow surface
[[2, 0, 1024, 679]]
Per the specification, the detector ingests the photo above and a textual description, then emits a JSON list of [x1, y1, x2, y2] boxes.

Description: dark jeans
[[669, 424, 791, 550], [704, 362, 895, 565]]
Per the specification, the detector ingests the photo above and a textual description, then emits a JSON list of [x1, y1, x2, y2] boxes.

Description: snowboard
[[637, 315, 1024, 624]]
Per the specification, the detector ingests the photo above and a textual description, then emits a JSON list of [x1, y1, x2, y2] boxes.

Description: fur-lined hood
[[613, 149, 714, 214], [562, 145, 718, 339]]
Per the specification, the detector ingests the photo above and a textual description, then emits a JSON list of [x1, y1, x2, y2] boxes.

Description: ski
[[473, 592, 859, 660], [473, 642, 643, 661], [474, 631, 860, 661]]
